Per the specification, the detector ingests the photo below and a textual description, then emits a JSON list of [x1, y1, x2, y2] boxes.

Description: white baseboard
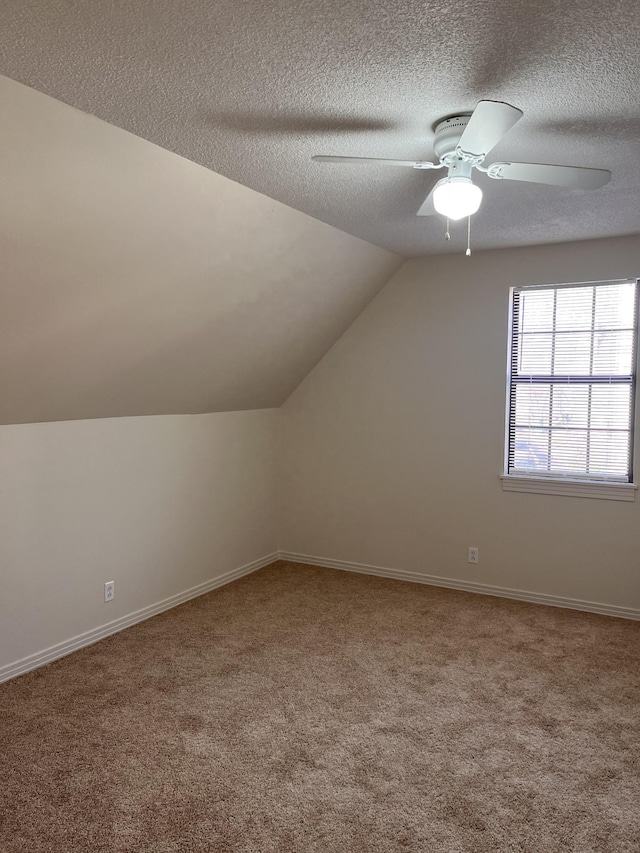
[[0, 552, 279, 684], [4, 549, 637, 685], [279, 551, 640, 621]]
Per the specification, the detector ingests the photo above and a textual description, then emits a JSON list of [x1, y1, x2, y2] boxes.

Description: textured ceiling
[[0, 77, 399, 425], [1, 0, 640, 257]]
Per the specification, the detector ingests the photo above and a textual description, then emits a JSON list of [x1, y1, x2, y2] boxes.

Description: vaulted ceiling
[[0, 78, 399, 424], [1, 0, 639, 257]]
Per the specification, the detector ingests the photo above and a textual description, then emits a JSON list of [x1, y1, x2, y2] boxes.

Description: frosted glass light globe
[[433, 176, 483, 220]]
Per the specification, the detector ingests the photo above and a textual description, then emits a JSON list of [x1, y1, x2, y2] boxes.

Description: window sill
[[501, 475, 637, 502]]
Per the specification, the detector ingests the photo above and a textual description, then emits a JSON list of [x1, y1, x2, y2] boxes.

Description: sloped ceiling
[[0, 77, 400, 425], [1, 0, 639, 257]]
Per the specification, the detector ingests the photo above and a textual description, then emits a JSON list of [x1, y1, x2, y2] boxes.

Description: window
[[503, 279, 638, 500]]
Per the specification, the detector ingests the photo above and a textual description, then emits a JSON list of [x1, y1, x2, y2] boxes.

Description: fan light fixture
[[432, 176, 482, 220], [313, 99, 612, 256]]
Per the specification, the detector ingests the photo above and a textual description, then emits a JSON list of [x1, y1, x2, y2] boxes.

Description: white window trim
[[502, 278, 639, 500], [501, 474, 637, 501]]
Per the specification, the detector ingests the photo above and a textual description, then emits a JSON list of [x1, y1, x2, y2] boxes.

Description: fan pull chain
[[445, 218, 450, 241], [466, 215, 472, 256]]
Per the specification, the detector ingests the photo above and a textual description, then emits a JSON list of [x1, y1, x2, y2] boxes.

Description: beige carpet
[[1, 560, 639, 852]]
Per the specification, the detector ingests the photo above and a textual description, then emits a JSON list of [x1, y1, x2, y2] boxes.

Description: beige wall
[[280, 235, 640, 610], [1, 409, 279, 672], [4, 234, 639, 681]]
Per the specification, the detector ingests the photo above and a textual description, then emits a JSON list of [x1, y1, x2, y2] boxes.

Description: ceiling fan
[[312, 100, 611, 247]]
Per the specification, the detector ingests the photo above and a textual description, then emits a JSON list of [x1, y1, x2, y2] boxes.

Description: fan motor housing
[[433, 114, 471, 161]]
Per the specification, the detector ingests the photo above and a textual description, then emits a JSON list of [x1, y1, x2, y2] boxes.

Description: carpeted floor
[[1, 561, 639, 852]]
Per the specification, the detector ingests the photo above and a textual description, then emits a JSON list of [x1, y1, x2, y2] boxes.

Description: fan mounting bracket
[[486, 162, 507, 179], [433, 114, 471, 162], [433, 114, 488, 167]]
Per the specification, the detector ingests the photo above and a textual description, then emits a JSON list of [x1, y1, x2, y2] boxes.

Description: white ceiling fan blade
[[488, 161, 611, 189], [312, 155, 440, 170], [416, 187, 437, 216], [455, 100, 523, 161]]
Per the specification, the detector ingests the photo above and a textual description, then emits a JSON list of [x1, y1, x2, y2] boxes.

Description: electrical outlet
[[468, 547, 479, 564], [104, 581, 115, 602]]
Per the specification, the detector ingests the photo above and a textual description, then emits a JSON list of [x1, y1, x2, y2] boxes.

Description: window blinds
[[507, 280, 638, 482]]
